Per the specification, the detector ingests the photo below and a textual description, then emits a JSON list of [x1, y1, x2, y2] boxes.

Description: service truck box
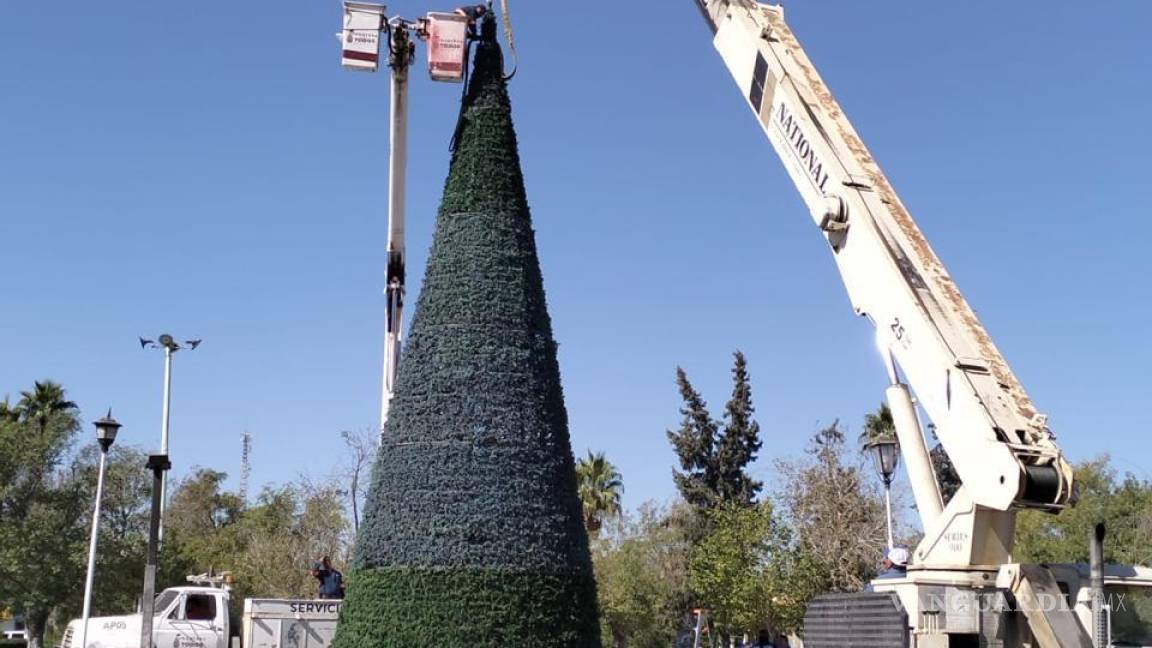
[[242, 600, 341, 648]]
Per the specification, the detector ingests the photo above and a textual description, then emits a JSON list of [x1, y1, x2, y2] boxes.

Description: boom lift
[[340, 2, 474, 432], [692, 1, 1152, 646]]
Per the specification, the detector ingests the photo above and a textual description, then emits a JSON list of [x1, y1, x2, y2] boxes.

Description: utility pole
[[140, 453, 171, 648], [139, 334, 200, 542]]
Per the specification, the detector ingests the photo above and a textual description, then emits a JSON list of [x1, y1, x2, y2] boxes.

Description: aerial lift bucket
[[425, 12, 469, 82], [341, 2, 386, 71]]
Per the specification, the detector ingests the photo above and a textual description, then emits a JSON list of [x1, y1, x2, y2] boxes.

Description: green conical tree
[[330, 18, 600, 648]]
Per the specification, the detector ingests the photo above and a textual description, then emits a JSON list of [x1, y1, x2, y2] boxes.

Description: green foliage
[[165, 472, 350, 601], [667, 352, 763, 517], [858, 403, 895, 445], [165, 469, 246, 572], [592, 503, 691, 648], [0, 379, 354, 647], [689, 503, 821, 642], [0, 381, 84, 648], [1015, 456, 1152, 565], [576, 451, 623, 536], [716, 352, 762, 507], [667, 368, 721, 513], [332, 18, 599, 647], [336, 567, 596, 648]]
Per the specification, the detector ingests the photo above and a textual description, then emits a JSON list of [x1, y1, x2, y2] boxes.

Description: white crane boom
[[694, 0, 1074, 570]]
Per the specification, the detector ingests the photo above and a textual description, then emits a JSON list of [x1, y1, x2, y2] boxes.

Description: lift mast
[[341, 2, 472, 434]]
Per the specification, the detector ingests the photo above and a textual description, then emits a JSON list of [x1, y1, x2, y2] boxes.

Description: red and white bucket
[[426, 12, 469, 82]]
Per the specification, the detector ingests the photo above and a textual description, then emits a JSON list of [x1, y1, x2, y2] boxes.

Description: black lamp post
[[865, 437, 900, 549], [139, 453, 171, 648]]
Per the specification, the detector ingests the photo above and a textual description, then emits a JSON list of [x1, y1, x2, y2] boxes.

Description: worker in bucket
[[310, 556, 345, 599], [875, 546, 910, 580]]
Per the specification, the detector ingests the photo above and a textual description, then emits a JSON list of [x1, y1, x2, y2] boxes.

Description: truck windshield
[[153, 591, 179, 617], [1108, 584, 1152, 646]]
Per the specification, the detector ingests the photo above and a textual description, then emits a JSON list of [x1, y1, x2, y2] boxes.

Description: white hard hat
[[886, 547, 910, 567]]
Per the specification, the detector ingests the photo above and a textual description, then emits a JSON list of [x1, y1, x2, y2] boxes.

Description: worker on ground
[[875, 546, 909, 580], [310, 556, 345, 599]]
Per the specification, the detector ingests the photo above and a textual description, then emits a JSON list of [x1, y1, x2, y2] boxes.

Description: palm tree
[[859, 403, 896, 447], [16, 380, 78, 434], [575, 450, 623, 536], [0, 396, 19, 423]]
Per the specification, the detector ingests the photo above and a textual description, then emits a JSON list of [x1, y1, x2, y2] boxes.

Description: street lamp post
[[866, 437, 900, 550], [139, 334, 199, 542], [79, 411, 121, 648]]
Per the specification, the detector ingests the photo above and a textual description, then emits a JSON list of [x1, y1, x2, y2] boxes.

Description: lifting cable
[[499, 0, 517, 81]]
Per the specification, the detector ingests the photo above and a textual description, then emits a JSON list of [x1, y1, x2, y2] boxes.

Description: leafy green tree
[[1016, 456, 1152, 566], [576, 451, 624, 537], [331, 16, 600, 648], [0, 381, 84, 648], [165, 469, 246, 572], [592, 503, 691, 648], [667, 353, 763, 516], [82, 445, 153, 617], [690, 503, 772, 643], [716, 352, 762, 507], [221, 481, 350, 600]]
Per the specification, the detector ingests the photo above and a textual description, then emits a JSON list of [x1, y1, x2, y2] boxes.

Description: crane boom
[[695, 0, 1074, 569]]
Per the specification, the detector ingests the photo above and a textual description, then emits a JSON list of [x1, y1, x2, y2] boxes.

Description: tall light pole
[[865, 436, 900, 550], [79, 411, 121, 648], [140, 334, 200, 541]]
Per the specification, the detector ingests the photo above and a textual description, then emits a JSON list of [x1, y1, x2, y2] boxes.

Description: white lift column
[[341, 3, 473, 436], [885, 383, 944, 526], [381, 24, 413, 432]]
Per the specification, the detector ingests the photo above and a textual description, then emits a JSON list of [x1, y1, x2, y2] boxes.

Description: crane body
[[693, 1, 1152, 646]]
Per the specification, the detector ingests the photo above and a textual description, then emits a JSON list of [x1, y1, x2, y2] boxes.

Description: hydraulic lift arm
[[693, 0, 1075, 569]]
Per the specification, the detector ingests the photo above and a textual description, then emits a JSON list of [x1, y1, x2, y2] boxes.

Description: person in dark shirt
[[310, 556, 345, 599]]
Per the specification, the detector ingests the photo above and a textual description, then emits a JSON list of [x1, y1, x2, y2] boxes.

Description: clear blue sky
[[3, 2, 1151, 513]]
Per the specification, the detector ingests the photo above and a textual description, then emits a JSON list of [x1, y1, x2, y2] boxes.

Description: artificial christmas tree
[[330, 16, 601, 647]]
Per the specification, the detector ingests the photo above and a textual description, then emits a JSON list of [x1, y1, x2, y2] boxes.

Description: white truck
[[58, 576, 341, 648], [693, 1, 1152, 646]]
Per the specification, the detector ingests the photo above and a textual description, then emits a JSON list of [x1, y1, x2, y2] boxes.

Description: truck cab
[[59, 584, 231, 648], [150, 586, 231, 648]]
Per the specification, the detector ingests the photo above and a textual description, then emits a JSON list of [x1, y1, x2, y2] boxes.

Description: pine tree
[[667, 368, 721, 512], [716, 351, 762, 506], [330, 17, 600, 647], [667, 352, 763, 513]]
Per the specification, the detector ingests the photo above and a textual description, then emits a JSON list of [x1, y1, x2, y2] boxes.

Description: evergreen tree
[[667, 353, 763, 514], [666, 368, 721, 512], [330, 16, 600, 648], [716, 351, 762, 506]]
